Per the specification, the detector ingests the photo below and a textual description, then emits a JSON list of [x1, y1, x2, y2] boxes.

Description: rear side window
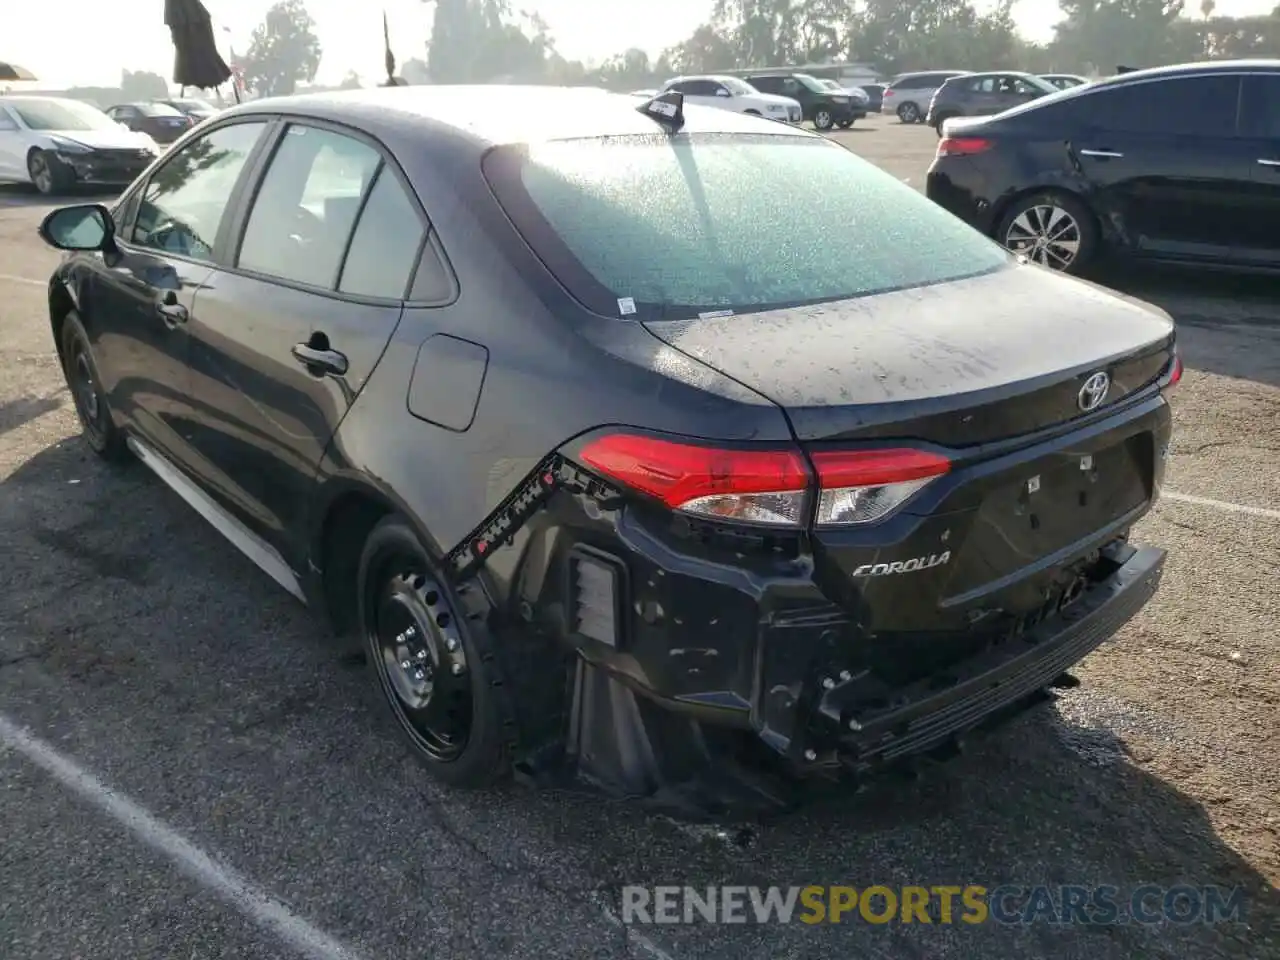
[[1239, 73, 1280, 138], [338, 166, 426, 299], [1077, 76, 1240, 137], [237, 124, 382, 288], [483, 134, 1009, 321]]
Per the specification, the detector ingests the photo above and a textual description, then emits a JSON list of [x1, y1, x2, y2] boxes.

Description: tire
[[933, 113, 957, 136], [28, 149, 70, 196], [837, 119, 853, 129], [357, 515, 515, 788], [744, 109, 761, 116], [59, 311, 130, 462], [995, 191, 1099, 275], [813, 109, 834, 131], [897, 102, 921, 124]]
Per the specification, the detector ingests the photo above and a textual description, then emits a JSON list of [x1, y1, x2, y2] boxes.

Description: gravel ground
[[0, 116, 1277, 959]]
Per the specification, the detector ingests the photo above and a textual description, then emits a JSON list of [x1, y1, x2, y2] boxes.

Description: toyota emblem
[[1078, 371, 1110, 412]]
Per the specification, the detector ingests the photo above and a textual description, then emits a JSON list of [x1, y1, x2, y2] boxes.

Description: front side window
[[131, 121, 268, 261], [483, 133, 1009, 321], [237, 124, 382, 288]]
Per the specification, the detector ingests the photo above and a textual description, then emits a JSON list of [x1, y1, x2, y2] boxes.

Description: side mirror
[[38, 204, 114, 252]]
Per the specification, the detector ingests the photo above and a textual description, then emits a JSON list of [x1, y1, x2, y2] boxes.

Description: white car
[[0, 96, 162, 196], [659, 75, 802, 123]]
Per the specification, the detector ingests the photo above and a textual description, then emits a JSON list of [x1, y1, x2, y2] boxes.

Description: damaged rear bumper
[[803, 542, 1165, 773]]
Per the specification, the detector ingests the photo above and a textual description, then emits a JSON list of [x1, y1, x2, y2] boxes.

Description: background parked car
[[814, 78, 869, 125], [0, 96, 159, 195], [1040, 73, 1090, 90], [927, 71, 1059, 134], [741, 71, 855, 130], [882, 70, 971, 123], [105, 101, 194, 144], [160, 96, 219, 123], [925, 60, 1280, 275], [857, 82, 886, 112], [659, 75, 803, 123]]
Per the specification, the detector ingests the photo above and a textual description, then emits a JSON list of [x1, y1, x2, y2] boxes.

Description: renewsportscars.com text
[[621, 884, 1247, 926]]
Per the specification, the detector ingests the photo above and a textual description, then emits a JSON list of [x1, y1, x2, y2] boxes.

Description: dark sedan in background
[[926, 59, 1280, 275], [160, 97, 220, 124], [34, 86, 1177, 817], [105, 101, 194, 143], [857, 82, 886, 112]]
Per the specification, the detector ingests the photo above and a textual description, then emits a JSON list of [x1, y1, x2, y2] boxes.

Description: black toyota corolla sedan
[[37, 86, 1180, 816], [926, 59, 1280, 275]]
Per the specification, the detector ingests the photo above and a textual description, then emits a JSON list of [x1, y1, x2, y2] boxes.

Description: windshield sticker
[[698, 309, 734, 319], [617, 297, 636, 316]]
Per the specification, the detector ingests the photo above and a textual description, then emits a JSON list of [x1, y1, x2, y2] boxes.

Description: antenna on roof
[[637, 90, 685, 133]]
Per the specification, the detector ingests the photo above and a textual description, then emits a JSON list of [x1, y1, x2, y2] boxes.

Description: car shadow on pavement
[[1092, 264, 1280, 390], [3, 436, 1278, 960], [0, 393, 64, 438]]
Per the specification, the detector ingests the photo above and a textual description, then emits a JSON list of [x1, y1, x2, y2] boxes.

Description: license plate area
[[942, 433, 1153, 597]]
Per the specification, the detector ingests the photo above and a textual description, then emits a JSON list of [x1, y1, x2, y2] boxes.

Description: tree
[[240, 0, 323, 97], [120, 70, 168, 100], [1049, 0, 1188, 74], [338, 70, 363, 89]]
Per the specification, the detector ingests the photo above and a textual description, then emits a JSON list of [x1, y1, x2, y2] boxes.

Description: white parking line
[[0, 714, 368, 960], [0, 272, 42, 287], [1162, 490, 1280, 521]]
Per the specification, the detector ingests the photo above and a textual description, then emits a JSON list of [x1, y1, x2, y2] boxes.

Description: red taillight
[[810, 449, 951, 526], [1159, 352, 1183, 390], [936, 136, 993, 159], [884, 89, 895, 97], [576, 434, 950, 527]]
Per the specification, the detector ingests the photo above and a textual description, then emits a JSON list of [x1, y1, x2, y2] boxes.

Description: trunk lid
[[639, 262, 1174, 446], [641, 263, 1176, 652]]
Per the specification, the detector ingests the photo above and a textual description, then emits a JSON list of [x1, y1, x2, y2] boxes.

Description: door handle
[[1257, 158, 1280, 167], [1079, 148, 1124, 158], [292, 343, 348, 376], [156, 295, 187, 326]]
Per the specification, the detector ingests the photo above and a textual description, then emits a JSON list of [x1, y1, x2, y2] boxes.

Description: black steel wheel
[[60, 312, 129, 462], [358, 516, 514, 786]]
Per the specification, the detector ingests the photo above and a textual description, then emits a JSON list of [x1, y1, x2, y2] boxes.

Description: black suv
[[742, 72, 856, 130]]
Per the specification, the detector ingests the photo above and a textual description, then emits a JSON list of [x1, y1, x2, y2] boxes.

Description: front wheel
[[357, 516, 515, 787], [996, 192, 1099, 275], [28, 149, 70, 196], [812, 109, 834, 131], [60, 311, 130, 462]]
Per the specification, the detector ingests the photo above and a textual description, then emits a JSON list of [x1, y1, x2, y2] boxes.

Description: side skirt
[[126, 436, 307, 603]]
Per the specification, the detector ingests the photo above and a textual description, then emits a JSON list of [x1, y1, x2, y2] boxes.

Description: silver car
[[881, 70, 971, 124]]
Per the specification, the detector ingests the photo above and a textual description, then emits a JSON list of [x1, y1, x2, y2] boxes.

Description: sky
[[3, 0, 1276, 90]]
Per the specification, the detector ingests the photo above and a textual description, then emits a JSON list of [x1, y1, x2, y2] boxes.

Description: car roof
[[214, 85, 817, 149], [952, 70, 1040, 80], [1089, 58, 1280, 86], [667, 74, 739, 84]]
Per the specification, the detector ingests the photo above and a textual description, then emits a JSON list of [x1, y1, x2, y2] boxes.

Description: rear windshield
[[139, 102, 185, 117], [482, 133, 1008, 320]]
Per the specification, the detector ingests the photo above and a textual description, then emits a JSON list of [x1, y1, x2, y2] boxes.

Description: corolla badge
[[1078, 371, 1111, 412], [852, 552, 951, 577]]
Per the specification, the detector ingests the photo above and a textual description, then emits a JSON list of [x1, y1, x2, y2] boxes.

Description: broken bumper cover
[[801, 544, 1166, 772]]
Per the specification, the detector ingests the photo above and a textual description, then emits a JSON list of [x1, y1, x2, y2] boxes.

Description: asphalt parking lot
[[1, 115, 1277, 960]]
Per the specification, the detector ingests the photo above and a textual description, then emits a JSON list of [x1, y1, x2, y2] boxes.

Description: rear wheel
[[357, 516, 514, 787], [60, 312, 129, 462], [28, 149, 70, 196], [996, 192, 1099, 275], [836, 118, 854, 129], [813, 109, 834, 131], [897, 102, 921, 124]]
